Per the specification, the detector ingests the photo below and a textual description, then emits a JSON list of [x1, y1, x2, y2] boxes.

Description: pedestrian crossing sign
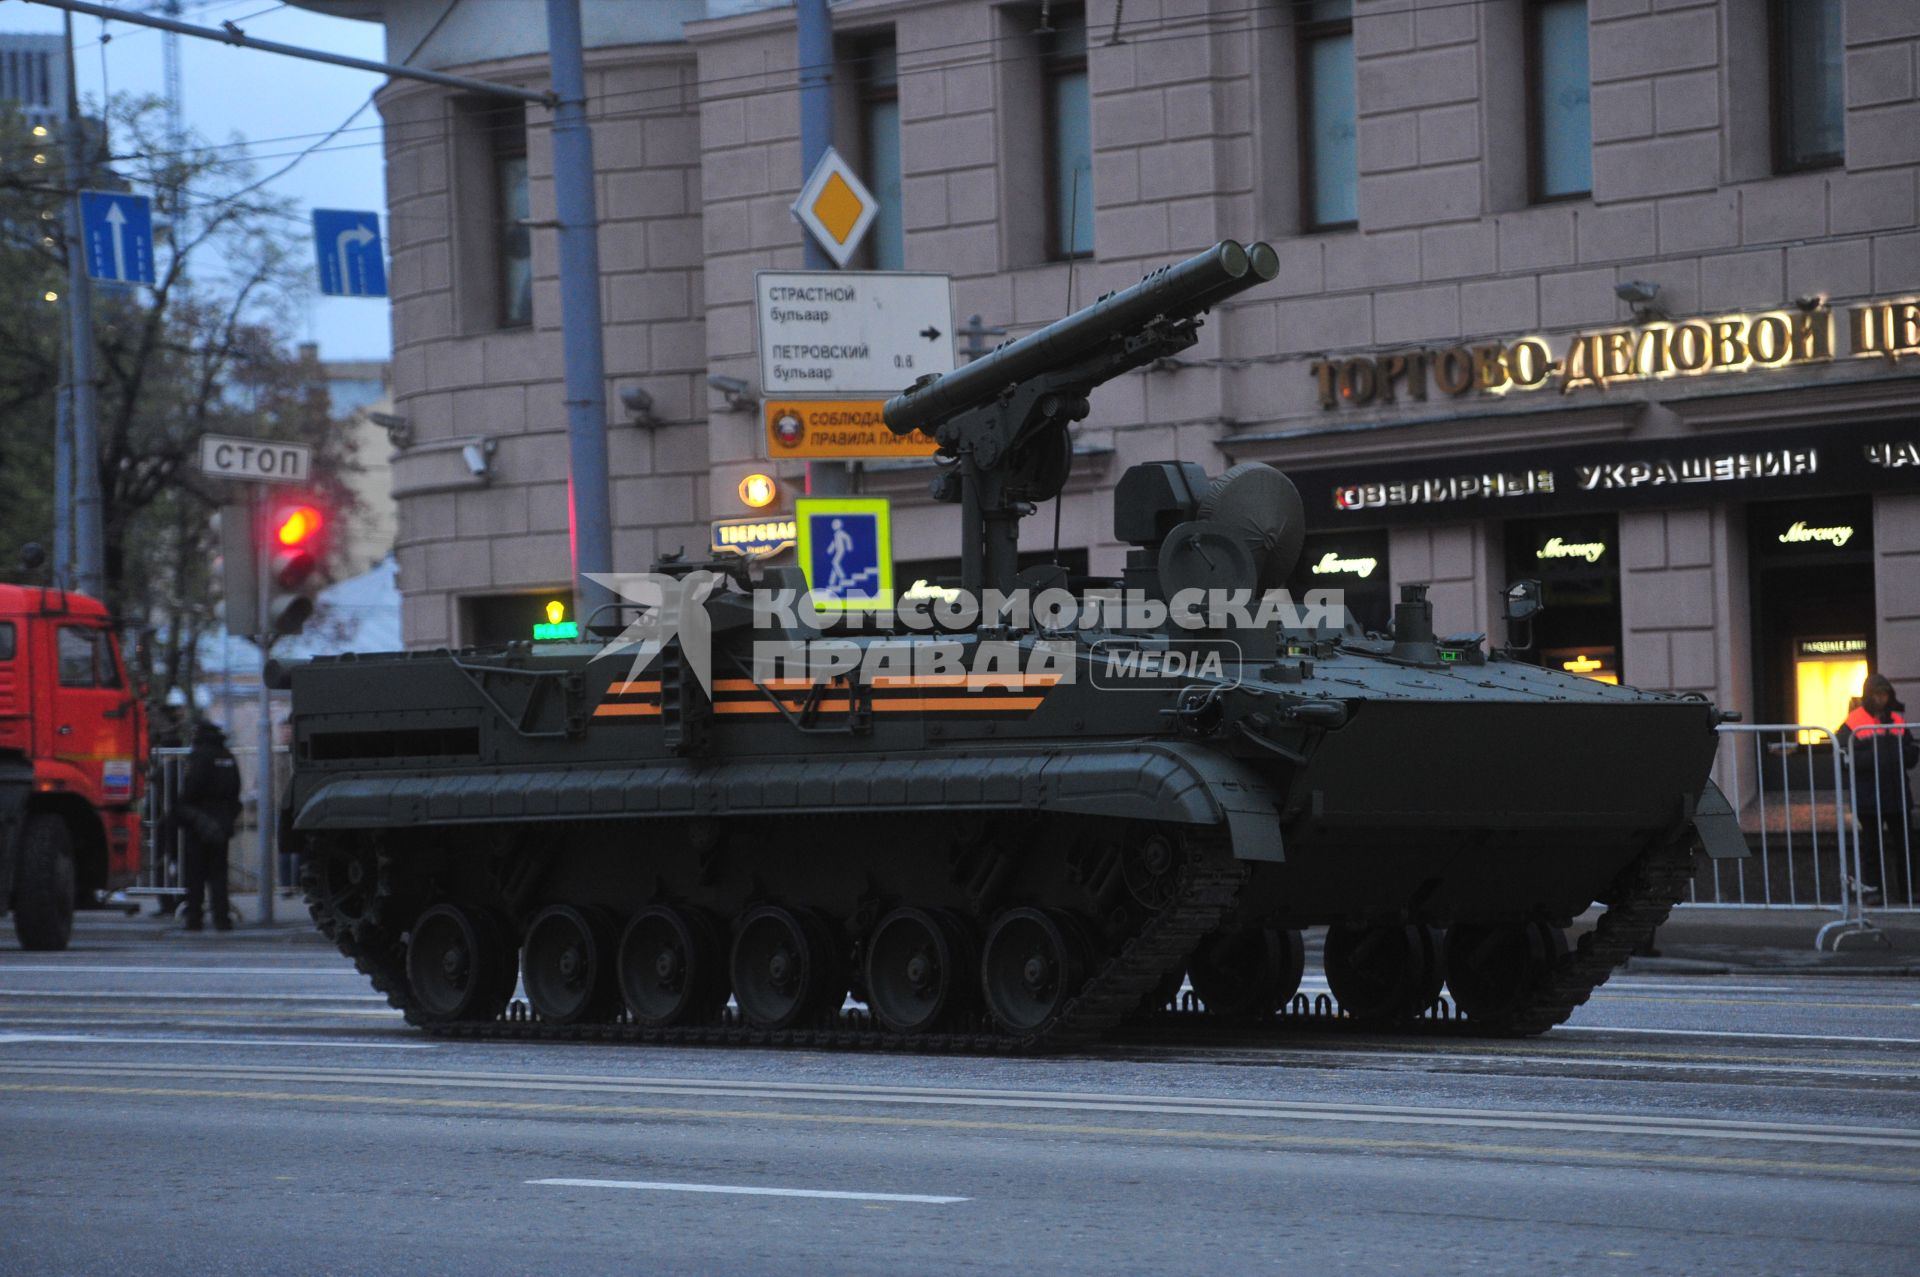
[[796, 498, 893, 611]]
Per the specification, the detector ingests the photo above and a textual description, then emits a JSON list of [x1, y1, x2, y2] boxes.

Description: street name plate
[[755, 271, 955, 397], [198, 434, 312, 484]]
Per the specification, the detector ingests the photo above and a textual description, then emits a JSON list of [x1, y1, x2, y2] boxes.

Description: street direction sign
[[80, 191, 155, 286], [312, 209, 388, 298], [198, 434, 312, 484], [755, 271, 955, 397], [796, 498, 893, 611], [791, 146, 878, 268], [764, 400, 939, 460]]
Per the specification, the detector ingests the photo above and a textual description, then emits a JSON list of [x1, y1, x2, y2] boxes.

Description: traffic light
[[267, 503, 325, 636], [213, 503, 258, 636]]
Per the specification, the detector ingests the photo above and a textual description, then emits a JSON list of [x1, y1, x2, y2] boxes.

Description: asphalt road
[[3, 919, 1918, 1275]]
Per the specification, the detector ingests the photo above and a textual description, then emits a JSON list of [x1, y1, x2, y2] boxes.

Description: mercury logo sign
[[1778, 520, 1855, 548], [1311, 551, 1378, 578], [1536, 537, 1607, 563]]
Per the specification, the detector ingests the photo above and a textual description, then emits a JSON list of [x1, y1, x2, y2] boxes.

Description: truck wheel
[[14, 814, 76, 951]]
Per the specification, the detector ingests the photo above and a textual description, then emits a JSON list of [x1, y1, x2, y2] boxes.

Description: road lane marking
[[1, 1081, 1911, 1181], [0, 1033, 431, 1050], [0, 965, 358, 976], [0, 991, 390, 1003], [528, 1178, 967, 1204], [1559, 1025, 1920, 1046], [6, 1062, 1918, 1150]]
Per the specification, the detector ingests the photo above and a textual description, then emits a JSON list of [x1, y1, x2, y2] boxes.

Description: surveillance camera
[[1614, 280, 1660, 306], [620, 386, 661, 426], [461, 442, 492, 479], [707, 374, 750, 397]]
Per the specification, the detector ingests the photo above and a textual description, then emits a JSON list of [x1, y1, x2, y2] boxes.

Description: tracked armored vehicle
[[282, 240, 1745, 1050]]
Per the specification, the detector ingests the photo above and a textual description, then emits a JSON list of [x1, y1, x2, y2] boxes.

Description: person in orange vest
[[1839, 673, 1917, 905]]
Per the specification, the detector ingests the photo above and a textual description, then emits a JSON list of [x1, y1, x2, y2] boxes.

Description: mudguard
[[0, 759, 31, 915], [292, 741, 1285, 863], [1693, 778, 1748, 860]]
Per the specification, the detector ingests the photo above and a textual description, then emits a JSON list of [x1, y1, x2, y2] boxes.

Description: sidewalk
[[25, 893, 333, 945], [1620, 906, 1920, 976]]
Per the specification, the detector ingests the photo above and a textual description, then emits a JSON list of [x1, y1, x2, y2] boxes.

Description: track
[[310, 828, 1696, 1053]]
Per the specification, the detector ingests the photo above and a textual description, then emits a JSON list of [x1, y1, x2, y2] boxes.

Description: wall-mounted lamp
[[707, 373, 754, 414], [1795, 294, 1828, 313], [1614, 279, 1667, 323]]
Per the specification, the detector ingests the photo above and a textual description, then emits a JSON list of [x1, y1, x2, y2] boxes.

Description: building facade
[[294, 0, 1919, 729], [0, 32, 66, 132]]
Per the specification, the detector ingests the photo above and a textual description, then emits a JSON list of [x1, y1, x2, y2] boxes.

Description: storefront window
[[1748, 496, 1876, 738], [1504, 514, 1620, 682], [1291, 529, 1390, 634]]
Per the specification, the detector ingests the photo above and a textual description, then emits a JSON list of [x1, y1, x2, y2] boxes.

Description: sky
[[7, 0, 394, 360]]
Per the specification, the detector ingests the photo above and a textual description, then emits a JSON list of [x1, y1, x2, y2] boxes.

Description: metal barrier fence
[[1691, 721, 1916, 950], [135, 744, 291, 913]]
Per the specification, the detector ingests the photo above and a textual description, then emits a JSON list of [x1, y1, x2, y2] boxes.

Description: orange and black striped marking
[[593, 674, 1059, 720]]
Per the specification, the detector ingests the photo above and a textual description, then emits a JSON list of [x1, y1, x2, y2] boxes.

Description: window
[[855, 38, 905, 270], [1529, 0, 1592, 200], [1043, 8, 1093, 259], [490, 103, 533, 329], [56, 627, 118, 689], [0, 621, 14, 661], [1298, 0, 1357, 230], [1772, 0, 1844, 171]]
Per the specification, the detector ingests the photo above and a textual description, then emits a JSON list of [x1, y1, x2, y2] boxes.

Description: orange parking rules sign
[[764, 401, 940, 460]]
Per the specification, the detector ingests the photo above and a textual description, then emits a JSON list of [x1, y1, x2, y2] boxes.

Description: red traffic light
[[275, 505, 323, 547]]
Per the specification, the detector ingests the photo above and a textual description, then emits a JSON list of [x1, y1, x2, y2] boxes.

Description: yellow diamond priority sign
[[793, 146, 878, 268]]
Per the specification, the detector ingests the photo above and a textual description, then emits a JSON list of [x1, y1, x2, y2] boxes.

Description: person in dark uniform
[[177, 720, 243, 932], [1839, 673, 1917, 905]]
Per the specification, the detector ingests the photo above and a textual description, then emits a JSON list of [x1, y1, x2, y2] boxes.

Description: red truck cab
[[0, 584, 147, 950]]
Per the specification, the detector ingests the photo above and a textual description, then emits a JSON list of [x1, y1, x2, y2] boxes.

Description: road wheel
[[1323, 922, 1439, 1026], [980, 908, 1087, 1035], [731, 905, 843, 1031], [1189, 921, 1305, 1018], [618, 904, 730, 1028], [1444, 920, 1567, 1029], [522, 905, 619, 1025], [13, 814, 75, 952], [865, 908, 975, 1035], [405, 903, 516, 1024]]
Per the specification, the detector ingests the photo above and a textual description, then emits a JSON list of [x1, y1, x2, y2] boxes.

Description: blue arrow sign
[[80, 191, 155, 286], [313, 209, 388, 298]]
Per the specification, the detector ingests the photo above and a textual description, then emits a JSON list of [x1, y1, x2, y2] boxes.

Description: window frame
[[1769, 0, 1845, 174], [0, 621, 15, 662], [1296, 2, 1358, 233], [1526, 0, 1593, 204], [489, 101, 533, 331], [1041, 5, 1094, 262]]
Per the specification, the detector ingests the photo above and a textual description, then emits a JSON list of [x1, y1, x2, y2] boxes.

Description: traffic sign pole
[[795, 0, 850, 497], [255, 484, 274, 927], [60, 11, 104, 599], [545, 0, 615, 620]]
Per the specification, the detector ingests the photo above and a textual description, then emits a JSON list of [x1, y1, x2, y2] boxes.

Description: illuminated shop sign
[[1536, 537, 1606, 563], [1799, 637, 1867, 657], [1311, 299, 1920, 409], [1310, 550, 1380, 577], [1777, 520, 1856, 548], [1292, 418, 1920, 529]]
